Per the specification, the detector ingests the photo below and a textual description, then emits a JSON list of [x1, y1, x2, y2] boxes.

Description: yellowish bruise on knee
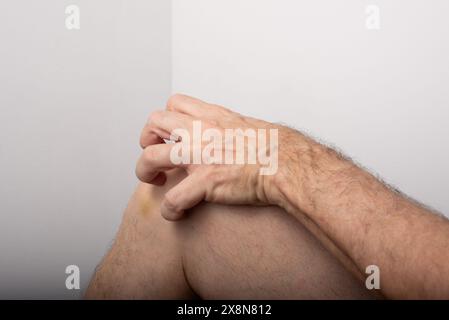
[[134, 183, 159, 217], [133, 169, 187, 217]]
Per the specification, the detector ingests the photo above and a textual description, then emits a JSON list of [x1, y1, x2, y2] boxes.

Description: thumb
[[161, 173, 207, 221]]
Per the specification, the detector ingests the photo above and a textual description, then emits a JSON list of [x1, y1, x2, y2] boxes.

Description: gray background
[[0, 1, 170, 298], [1, 0, 448, 299]]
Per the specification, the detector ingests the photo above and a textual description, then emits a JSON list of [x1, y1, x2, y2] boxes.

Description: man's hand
[[136, 94, 301, 220]]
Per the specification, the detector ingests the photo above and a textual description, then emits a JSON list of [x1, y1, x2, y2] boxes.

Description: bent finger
[[161, 173, 207, 221], [147, 110, 194, 137], [135, 143, 182, 184], [140, 125, 165, 149], [167, 94, 231, 119]]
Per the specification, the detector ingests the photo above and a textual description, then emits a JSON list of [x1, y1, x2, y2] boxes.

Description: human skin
[[137, 94, 449, 299], [85, 169, 376, 299]]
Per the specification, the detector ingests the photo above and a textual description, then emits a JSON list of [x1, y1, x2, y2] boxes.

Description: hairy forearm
[[276, 132, 449, 299]]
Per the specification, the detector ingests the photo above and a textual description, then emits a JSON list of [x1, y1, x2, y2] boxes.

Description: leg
[[86, 169, 377, 299], [179, 203, 373, 299], [84, 176, 194, 299]]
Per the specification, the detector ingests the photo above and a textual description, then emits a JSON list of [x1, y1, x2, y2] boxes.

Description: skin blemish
[[135, 184, 158, 217], [138, 195, 153, 216]]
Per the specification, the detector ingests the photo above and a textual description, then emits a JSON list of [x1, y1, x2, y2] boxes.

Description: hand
[[136, 94, 303, 220]]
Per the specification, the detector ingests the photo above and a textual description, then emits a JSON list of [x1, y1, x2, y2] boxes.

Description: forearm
[[276, 132, 449, 299]]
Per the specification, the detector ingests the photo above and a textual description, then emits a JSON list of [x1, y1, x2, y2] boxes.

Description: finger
[[166, 94, 208, 116], [161, 173, 207, 221], [140, 124, 173, 149], [147, 110, 194, 137], [139, 126, 164, 149], [135, 143, 181, 184], [167, 94, 231, 119]]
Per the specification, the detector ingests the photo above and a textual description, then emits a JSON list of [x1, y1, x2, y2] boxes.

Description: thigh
[[177, 200, 375, 299], [87, 169, 377, 299]]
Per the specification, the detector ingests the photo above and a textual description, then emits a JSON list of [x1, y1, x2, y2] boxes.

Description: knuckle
[[232, 113, 248, 125], [214, 104, 232, 115], [143, 147, 156, 163], [164, 193, 179, 212], [139, 137, 146, 149], [213, 172, 226, 185], [139, 130, 149, 148], [135, 162, 145, 181], [167, 93, 185, 109], [148, 110, 163, 124], [205, 168, 225, 185], [206, 119, 219, 128], [134, 165, 140, 179]]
